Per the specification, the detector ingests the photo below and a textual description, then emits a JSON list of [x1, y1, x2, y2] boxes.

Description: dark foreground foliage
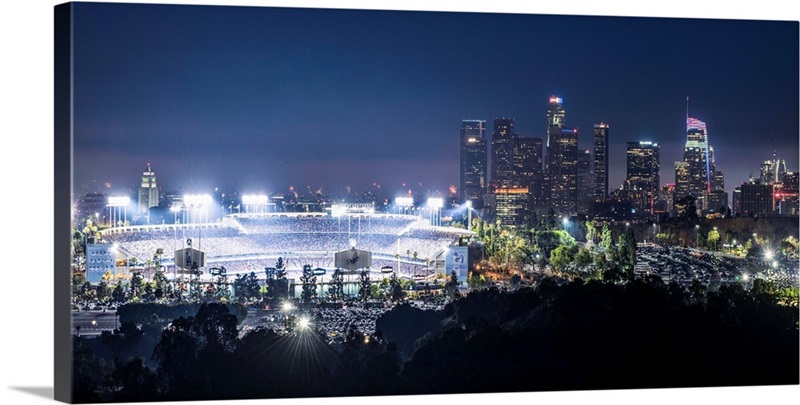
[[72, 279, 799, 402]]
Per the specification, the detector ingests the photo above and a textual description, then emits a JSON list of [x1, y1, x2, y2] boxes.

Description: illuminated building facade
[[545, 96, 578, 215], [656, 184, 675, 215], [593, 123, 609, 201], [625, 141, 660, 217], [491, 118, 516, 188], [776, 171, 799, 216], [675, 117, 710, 210], [495, 187, 530, 228], [137, 163, 159, 216], [740, 180, 774, 217], [512, 136, 543, 206], [460, 119, 488, 206], [577, 148, 594, 215]]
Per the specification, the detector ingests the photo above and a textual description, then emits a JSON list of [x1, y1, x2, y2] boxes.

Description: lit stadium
[[99, 204, 475, 285]]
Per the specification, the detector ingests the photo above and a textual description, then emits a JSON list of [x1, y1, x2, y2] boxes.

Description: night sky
[[71, 3, 799, 199]]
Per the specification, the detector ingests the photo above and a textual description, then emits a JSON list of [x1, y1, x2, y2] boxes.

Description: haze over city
[[71, 4, 798, 197]]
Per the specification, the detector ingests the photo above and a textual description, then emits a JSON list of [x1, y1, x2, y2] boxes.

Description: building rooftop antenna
[[685, 96, 689, 128]]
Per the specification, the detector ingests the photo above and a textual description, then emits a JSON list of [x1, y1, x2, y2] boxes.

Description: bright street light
[[297, 316, 311, 330], [281, 302, 294, 312]]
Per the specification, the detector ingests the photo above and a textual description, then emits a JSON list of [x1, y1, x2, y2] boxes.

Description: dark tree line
[[73, 276, 798, 402]]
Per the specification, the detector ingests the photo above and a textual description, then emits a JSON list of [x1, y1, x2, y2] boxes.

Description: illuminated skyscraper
[[137, 163, 159, 216], [577, 148, 594, 215], [674, 161, 690, 206], [491, 118, 516, 188], [593, 123, 609, 201], [460, 119, 488, 206], [545, 96, 578, 215], [495, 187, 530, 228], [682, 117, 710, 200], [625, 141, 660, 216], [512, 136, 543, 205]]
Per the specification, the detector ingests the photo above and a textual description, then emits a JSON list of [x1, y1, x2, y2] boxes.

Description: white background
[[1, 1, 798, 404]]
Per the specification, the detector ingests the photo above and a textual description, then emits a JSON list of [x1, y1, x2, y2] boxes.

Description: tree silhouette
[[358, 269, 371, 302], [300, 264, 317, 303], [328, 268, 345, 302]]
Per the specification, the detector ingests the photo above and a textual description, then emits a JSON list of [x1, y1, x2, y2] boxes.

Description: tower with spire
[[138, 163, 159, 217]]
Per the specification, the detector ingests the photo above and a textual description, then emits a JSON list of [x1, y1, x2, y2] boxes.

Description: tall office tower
[[593, 123, 609, 201], [740, 180, 774, 217], [761, 157, 786, 185], [657, 184, 675, 215], [577, 148, 594, 215], [494, 187, 530, 229], [545, 96, 578, 215], [491, 118, 516, 187], [460, 119, 488, 207], [512, 136, 543, 205], [674, 161, 690, 201], [682, 117, 710, 200], [778, 171, 799, 216], [702, 145, 728, 213], [138, 163, 159, 217], [625, 141, 660, 216], [732, 186, 742, 216]]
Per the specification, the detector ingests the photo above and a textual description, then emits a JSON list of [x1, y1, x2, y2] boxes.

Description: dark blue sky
[[72, 3, 799, 199]]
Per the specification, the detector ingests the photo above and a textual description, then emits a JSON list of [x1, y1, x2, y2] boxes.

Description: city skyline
[[72, 4, 798, 202]]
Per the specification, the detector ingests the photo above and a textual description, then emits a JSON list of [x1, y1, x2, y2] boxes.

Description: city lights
[[58, 5, 800, 403]]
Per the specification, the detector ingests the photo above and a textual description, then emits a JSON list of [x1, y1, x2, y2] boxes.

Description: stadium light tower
[[396, 197, 414, 215], [466, 200, 473, 231], [170, 205, 181, 224], [107, 196, 131, 228], [427, 198, 444, 226], [331, 204, 347, 218], [242, 194, 269, 213], [183, 194, 213, 223]]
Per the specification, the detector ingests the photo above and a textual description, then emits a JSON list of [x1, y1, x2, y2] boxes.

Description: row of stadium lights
[[104, 194, 216, 227], [101, 194, 452, 227], [396, 197, 445, 226]]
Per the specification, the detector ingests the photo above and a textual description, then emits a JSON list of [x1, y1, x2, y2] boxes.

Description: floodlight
[[183, 194, 213, 206], [427, 198, 444, 209], [107, 196, 131, 207], [395, 197, 414, 207], [281, 302, 294, 312], [765, 250, 774, 260], [298, 316, 311, 330], [242, 194, 269, 205], [562, 217, 569, 225], [170, 206, 181, 213], [331, 205, 347, 218]]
